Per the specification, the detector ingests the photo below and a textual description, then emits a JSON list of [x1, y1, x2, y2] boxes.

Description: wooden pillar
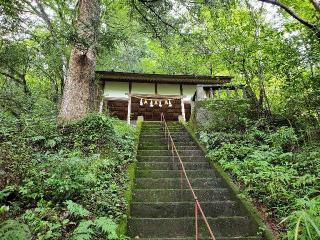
[[127, 95, 132, 124], [180, 84, 185, 121], [99, 98, 104, 113], [209, 87, 214, 98], [181, 98, 186, 121]]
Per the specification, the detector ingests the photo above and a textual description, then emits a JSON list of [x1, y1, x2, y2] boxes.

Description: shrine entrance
[[128, 94, 191, 123]]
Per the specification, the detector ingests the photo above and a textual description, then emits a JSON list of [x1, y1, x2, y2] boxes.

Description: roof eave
[[96, 71, 233, 85]]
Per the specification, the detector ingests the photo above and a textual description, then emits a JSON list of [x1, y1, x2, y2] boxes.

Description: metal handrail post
[[195, 200, 198, 240]]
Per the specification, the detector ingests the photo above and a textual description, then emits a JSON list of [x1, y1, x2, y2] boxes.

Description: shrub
[[268, 127, 298, 152], [1, 113, 137, 238], [198, 110, 320, 237]]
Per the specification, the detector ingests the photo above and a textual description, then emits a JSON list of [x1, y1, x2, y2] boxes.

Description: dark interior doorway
[[131, 98, 181, 121], [106, 98, 191, 122]]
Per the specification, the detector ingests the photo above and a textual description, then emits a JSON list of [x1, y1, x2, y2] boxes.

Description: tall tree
[[58, 0, 101, 123]]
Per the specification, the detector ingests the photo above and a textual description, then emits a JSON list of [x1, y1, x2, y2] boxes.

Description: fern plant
[[0, 220, 31, 240], [65, 200, 90, 217], [281, 197, 320, 240], [71, 217, 118, 240], [66, 200, 119, 239]]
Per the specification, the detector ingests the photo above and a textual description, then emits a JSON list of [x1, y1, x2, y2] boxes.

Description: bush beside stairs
[[128, 122, 262, 240]]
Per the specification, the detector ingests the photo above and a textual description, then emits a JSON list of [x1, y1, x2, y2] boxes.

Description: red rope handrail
[[160, 113, 216, 240]]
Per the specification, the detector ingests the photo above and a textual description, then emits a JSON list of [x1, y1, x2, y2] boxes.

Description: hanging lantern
[[168, 99, 172, 107], [140, 98, 143, 106], [164, 100, 168, 105], [159, 100, 162, 107], [144, 99, 148, 105], [150, 99, 154, 107], [154, 100, 158, 105]]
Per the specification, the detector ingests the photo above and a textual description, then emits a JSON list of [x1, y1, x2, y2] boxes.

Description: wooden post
[[99, 97, 104, 113], [209, 87, 214, 98], [181, 98, 186, 121], [127, 95, 132, 124]]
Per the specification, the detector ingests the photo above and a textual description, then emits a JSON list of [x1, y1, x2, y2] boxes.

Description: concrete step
[[140, 132, 189, 136], [130, 201, 245, 218], [139, 139, 198, 147], [141, 126, 184, 129], [142, 129, 185, 132], [141, 130, 185, 133], [136, 156, 207, 162], [136, 170, 217, 178], [128, 217, 259, 238], [129, 122, 261, 239], [139, 145, 199, 150], [135, 178, 225, 189], [135, 237, 261, 240], [138, 150, 204, 157], [139, 140, 196, 145], [139, 135, 192, 140], [132, 189, 232, 202], [137, 162, 210, 170]]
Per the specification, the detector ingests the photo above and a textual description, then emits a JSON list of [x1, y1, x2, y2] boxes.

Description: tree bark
[[58, 0, 100, 124]]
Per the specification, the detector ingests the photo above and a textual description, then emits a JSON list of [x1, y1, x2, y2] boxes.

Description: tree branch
[[139, 1, 176, 30], [257, 0, 320, 39], [0, 70, 23, 84], [131, 0, 162, 40]]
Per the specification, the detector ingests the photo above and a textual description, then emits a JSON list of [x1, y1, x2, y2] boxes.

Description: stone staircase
[[128, 122, 261, 240]]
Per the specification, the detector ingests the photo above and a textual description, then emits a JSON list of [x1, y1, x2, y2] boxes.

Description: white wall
[[104, 81, 128, 98], [183, 85, 196, 102], [158, 84, 180, 95], [103, 81, 196, 101], [132, 83, 155, 94]]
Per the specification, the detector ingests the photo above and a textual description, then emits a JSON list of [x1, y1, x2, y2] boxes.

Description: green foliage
[[21, 200, 66, 239], [71, 217, 118, 240], [283, 197, 320, 240], [0, 113, 137, 239], [66, 200, 91, 218], [63, 114, 115, 152], [197, 101, 320, 238], [195, 100, 251, 132], [0, 220, 31, 240], [269, 127, 298, 148], [71, 220, 94, 240], [94, 217, 118, 239]]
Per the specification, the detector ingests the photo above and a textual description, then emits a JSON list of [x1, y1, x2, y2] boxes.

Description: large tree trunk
[[58, 0, 100, 124]]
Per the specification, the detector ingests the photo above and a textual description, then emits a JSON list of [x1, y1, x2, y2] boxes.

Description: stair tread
[[131, 200, 237, 203], [128, 122, 261, 238], [135, 237, 261, 240], [128, 217, 258, 238]]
